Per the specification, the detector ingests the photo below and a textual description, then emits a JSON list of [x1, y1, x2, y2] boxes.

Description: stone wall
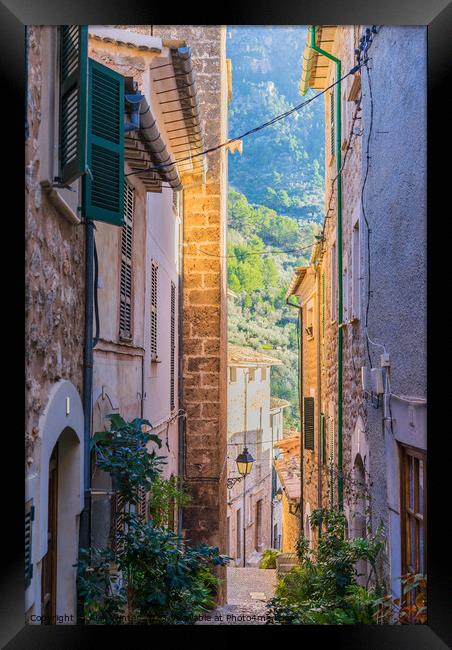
[[149, 25, 228, 602], [25, 26, 85, 469], [318, 26, 367, 524], [306, 26, 426, 593]]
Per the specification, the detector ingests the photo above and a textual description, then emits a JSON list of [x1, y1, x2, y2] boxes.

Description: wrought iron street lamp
[[227, 447, 255, 489]]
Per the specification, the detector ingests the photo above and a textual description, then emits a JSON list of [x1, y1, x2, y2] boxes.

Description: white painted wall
[[143, 188, 180, 478], [227, 364, 280, 564]]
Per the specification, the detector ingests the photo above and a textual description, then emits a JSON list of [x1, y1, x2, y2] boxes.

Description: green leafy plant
[[78, 415, 229, 624], [259, 549, 281, 569], [147, 475, 190, 528], [267, 507, 386, 625], [90, 414, 165, 503], [374, 574, 427, 625]]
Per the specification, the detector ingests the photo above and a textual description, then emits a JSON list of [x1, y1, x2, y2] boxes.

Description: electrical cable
[[125, 62, 364, 179], [189, 241, 317, 260]]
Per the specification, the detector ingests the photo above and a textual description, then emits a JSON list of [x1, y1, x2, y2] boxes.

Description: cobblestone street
[[196, 567, 277, 625]]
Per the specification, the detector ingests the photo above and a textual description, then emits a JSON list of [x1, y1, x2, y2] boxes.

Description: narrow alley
[[196, 568, 277, 625], [22, 20, 429, 637]]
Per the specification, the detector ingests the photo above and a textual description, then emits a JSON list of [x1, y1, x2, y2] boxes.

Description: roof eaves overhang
[[125, 95, 183, 191], [299, 25, 338, 96], [89, 28, 205, 191], [286, 266, 309, 300]]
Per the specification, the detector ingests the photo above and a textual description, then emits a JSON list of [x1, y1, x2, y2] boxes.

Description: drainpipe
[[316, 265, 322, 512], [177, 198, 185, 536], [78, 217, 94, 618], [243, 369, 248, 567], [286, 296, 304, 532], [308, 25, 343, 509]]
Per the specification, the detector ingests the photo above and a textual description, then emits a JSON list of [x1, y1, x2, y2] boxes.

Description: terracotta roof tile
[[228, 344, 283, 367]]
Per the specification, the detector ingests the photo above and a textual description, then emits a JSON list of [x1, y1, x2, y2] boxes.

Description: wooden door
[[41, 444, 58, 623]]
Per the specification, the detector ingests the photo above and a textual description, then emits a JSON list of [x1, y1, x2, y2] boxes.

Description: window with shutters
[[25, 500, 34, 588], [150, 260, 158, 361], [248, 368, 255, 382], [261, 367, 267, 381], [82, 58, 124, 226], [58, 26, 88, 185], [170, 281, 176, 411], [400, 445, 426, 581], [229, 366, 237, 382], [119, 181, 134, 341], [304, 397, 315, 450]]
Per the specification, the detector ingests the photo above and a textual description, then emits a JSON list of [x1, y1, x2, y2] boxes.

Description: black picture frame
[[3, 0, 451, 646]]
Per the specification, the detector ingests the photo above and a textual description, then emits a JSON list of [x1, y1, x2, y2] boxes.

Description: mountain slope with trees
[[227, 26, 324, 221], [226, 27, 325, 429]]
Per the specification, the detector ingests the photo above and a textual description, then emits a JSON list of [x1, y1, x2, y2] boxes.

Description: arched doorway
[[26, 380, 84, 623], [40, 426, 82, 622]]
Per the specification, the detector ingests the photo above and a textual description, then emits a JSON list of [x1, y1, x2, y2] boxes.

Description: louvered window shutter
[[170, 281, 176, 411], [119, 181, 134, 340], [58, 26, 88, 185], [328, 414, 336, 505], [304, 397, 315, 450], [25, 503, 34, 587], [328, 415, 335, 464], [82, 58, 124, 225], [150, 261, 158, 360]]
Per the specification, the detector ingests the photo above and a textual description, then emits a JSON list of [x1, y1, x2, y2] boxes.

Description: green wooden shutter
[[25, 503, 34, 587], [59, 25, 88, 185], [304, 397, 315, 450], [83, 58, 124, 226]]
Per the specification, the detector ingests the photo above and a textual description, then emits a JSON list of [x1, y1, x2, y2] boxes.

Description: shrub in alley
[[259, 549, 281, 569], [266, 507, 386, 625], [77, 415, 229, 624]]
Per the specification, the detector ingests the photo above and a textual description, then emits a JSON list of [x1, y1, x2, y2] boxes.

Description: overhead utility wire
[[188, 242, 317, 260], [125, 62, 364, 179]]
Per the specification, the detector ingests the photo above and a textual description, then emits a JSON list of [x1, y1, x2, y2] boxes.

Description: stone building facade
[[147, 28, 229, 568], [25, 26, 87, 623], [274, 435, 301, 553], [288, 25, 427, 599], [226, 345, 286, 566], [25, 24, 230, 620]]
